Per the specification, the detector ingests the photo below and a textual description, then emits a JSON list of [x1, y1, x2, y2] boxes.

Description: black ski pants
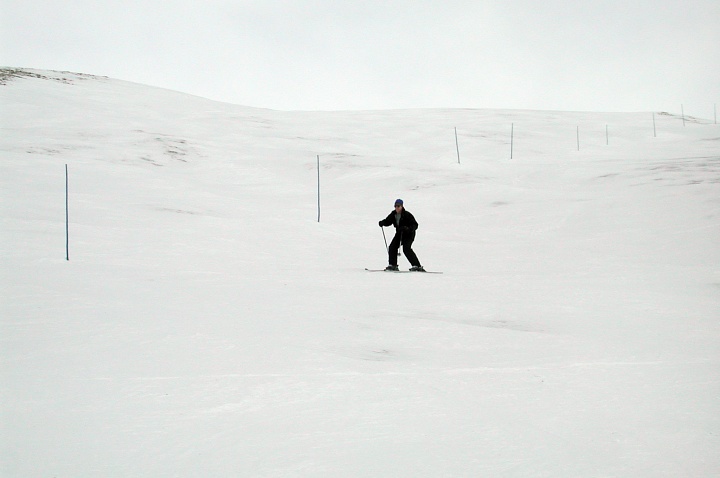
[[389, 231, 420, 267]]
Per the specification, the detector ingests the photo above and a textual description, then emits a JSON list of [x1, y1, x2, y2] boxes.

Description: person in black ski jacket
[[378, 199, 425, 271]]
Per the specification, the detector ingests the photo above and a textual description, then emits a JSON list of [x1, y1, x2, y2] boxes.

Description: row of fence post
[[453, 108, 716, 161]]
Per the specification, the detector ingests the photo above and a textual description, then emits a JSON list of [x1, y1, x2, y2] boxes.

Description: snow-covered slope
[[1, 68, 719, 477]]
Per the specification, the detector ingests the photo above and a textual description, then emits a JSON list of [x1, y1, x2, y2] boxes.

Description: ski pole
[[381, 225, 389, 253]]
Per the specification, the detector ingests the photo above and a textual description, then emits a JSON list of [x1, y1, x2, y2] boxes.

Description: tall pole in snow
[[681, 104, 685, 127], [65, 164, 69, 261], [653, 113, 657, 138], [316, 155, 320, 223], [454, 127, 460, 164], [576, 126, 580, 151], [510, 123, 514, 159]]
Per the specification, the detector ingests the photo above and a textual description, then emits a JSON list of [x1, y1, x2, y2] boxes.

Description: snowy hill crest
[[0, 67, 107, 85]]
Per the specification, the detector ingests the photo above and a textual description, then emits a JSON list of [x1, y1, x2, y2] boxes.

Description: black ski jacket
[[379, 209, 419, 237]]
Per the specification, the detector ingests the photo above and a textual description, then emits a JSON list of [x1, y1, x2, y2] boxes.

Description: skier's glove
[[378, 221, 384, 227]]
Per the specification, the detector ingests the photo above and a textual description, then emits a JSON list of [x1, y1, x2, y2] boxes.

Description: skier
[[378, 199, 425, 271]]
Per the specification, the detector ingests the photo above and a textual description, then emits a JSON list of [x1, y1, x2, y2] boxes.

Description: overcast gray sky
[[2, 0, 719, 114]]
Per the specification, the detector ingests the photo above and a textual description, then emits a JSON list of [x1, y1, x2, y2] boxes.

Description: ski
[[365, 268, 443, 274]]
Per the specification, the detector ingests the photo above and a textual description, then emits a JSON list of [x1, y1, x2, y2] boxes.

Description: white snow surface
[[1, 68, 719, 477]]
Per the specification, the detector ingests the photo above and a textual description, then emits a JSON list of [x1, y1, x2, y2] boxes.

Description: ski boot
[[384, 265, 399, 271]]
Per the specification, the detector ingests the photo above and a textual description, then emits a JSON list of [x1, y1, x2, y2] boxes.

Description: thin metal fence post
[[653, 113, 657, 137], [316, 155, 320, 222], [65, 164, 69, 261], [577, 126, 580, 151], [454, 127, 460, 164], [510, 123, 514, 159], [681, 104, 685, 127]]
